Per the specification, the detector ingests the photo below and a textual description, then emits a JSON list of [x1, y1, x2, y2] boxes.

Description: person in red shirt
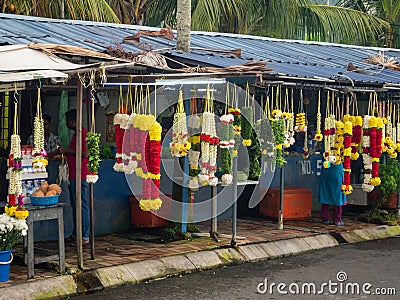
[[59, 109, 90, 244]]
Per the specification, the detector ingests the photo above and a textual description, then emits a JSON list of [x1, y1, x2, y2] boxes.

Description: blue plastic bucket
[[0, 249, 13, 282]]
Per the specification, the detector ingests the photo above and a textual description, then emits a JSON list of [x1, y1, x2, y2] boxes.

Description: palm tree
[[145, 0, 389, 46], [337, 0, 400, 48], [176, 0, 191, 52], [1, 0, 120, 23]]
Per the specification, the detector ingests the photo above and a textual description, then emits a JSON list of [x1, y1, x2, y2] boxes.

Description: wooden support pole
[[76, 80, 83, 269]]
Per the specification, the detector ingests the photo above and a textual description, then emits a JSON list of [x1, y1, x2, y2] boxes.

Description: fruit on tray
[[32, 181, 61, 197]]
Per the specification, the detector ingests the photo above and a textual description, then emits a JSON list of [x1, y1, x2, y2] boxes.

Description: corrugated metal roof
[[1, 13, 400, 84]]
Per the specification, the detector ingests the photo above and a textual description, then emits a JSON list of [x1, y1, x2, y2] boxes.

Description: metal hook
[[13, 92, 18, 104]]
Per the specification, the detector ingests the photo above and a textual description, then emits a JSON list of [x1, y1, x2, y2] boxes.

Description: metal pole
[[278, 164, 285, 230], [231, 156, 238, 246], [76, 80, 83, 269], [397, 155, 400, 217], [211, 185, 217, 238], [89, 183, 95, 259]]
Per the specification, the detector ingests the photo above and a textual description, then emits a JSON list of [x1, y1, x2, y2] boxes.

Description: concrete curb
[[4, 225, 400, 299]]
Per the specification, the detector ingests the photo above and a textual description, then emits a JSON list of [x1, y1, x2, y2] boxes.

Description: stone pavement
[[0, 214, 399, 299]]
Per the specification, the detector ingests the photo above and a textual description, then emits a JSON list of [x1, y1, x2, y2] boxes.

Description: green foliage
[[86, 132, 101, 174], [100, 144, 115, 159], [367, 159, 400, 225], [376, 159, 400, 206], [241, 106, 253, 142], [248, 128, 261, 179]]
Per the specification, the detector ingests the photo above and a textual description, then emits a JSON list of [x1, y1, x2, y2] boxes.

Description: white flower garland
[[9, 134, 22, 196], [170, 91, 190, 157], [362, 115, 374, 192]]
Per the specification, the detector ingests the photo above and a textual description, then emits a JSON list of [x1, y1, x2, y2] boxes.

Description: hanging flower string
[[323, 91, 336, 168], [350, 116, 363, 161], [188, 97, 201, 190], [362, 114, 373, 192], [260, 94, 274, 160], [7, 93, 28, 220], [315, 90, 323, 142], [113, 85, 129, 172], [86, 89, 101, 184], [369, 116, 383, 186], [137, 86, 162, 211], [32, 88, 48, 170], [341, 119, 353, 195], [241, 83, 253, 147], [199, 87, 219, 186], [170, 90, 191, 157], [219, 87, 235, 185], [382, 103, 397, 159]]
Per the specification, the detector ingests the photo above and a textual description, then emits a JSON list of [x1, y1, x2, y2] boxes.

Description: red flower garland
[[341, 121, 353, 195]]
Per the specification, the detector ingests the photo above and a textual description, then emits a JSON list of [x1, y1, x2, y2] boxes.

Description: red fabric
[[66, 128, 89, 180]]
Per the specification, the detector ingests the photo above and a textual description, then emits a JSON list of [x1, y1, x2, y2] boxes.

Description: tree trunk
[[176, 0, 191, 53]]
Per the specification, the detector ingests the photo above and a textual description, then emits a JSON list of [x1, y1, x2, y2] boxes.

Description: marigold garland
[[314, 90, 323, 142], [341, 121, 353, 195], [369, 116, 383, 186], [139, 117, 162, 211]]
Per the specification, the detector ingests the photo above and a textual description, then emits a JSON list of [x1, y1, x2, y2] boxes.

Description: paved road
[[69, 237, 400, 299]]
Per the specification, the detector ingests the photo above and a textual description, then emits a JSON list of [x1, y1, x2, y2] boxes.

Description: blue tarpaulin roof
[[1, 13, 400, 84]]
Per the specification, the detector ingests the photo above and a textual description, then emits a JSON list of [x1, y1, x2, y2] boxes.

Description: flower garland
[[315, 90, 323, 142], [334, 120, 344, 165], [323, 92, 336, 169], [270, 111, 286, 167], [229, 108, 241, 158], [362, 115, 374, 192], [113, 86, 129, 172], [260, 95, 275, 160], [382, 109, 397, 159], [170, 91, 191, 157], [86, 92, 101, 183], [219, 113, 234, 184], [199, 91, 219, 186], [369, 116, 383, 186], [32, 88, 48, 170], [350, 115, 362, 160], [139, 115, 163, 211], [282, 88, 295, 148], [341, 120, 353, 195], [7, 99, 28, 220], [188, 97, 201, 190]]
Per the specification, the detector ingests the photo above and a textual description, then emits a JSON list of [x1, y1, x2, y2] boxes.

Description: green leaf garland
[[86, 132, 101, 174]]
